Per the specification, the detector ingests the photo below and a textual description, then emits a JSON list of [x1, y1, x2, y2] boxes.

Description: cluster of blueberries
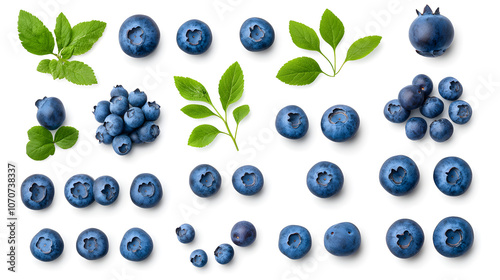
[[94, 86, 161, 156], [119, 15, 274, 57], [384, 74, 472, 142]]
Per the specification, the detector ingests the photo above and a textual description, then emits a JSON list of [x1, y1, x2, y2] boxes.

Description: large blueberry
[[93, 175, 120, 206], [93, 100, 111, 123], [386, 219, 424, 258], [104, 114, 124, 137], [433, 216, 473, 258], [110, 85, 129, 98], [420, 96, 444, 118], [398, 85, 424, 110], [76, 228, 108, 260], [128, 89, 148, 107], [321, 105, 360, 142], [120, 227, 153, 261], [306, 161, 343, 198], [124, 107, 145, 129], [214, 243, 234, 265], [438, 77, 462, 101], [142, 101, 161, 121], [383, 99, 410, 123], [275, 105, 309, 139], [110, 96, 129, 116], [190, 249, 208, 267], [189, 164, 221, 198], [278, 225, 312, 260], [232, 165, 264, 196], [449, 100, 472, 124], [177, 19, 212, 55], [412, 74, 433, 96], [119, 15, 160, 58], [64, 174, 94, 208], [35, 97, 66, 130], [433, 157, 472, 196], [379, 155, 420, 196], [240, 17, 275, 52], [231, 221, 256, 247], [96, 125, 113, 144], [176, 223, 195, 244], [30, 228, 64, 262], [21, 174, 55, 210], [324, 222, 361, 257], [112, 135, 132, 156], [405, 117, 427, 140], [137, 121, 160, 143], [429, 118, 454, 142], [130, 173, 163, 208]]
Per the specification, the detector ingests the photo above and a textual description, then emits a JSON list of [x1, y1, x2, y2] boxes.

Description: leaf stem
[[209, 103, 239, 151], [319, 51, 335, 77], [335, 61, 347, 76]]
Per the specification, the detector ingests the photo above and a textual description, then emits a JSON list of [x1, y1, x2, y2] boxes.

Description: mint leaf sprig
[[18, 10, 106, 85], [277, 9, 382, 86], [27, 126, 79, 160], [174, 62, 250, 151]]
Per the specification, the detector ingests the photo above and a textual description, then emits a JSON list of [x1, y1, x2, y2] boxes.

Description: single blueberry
[[275, 105, 309, 139], [438, 77, 463, 101], [433, 157, 472, 196], [137, 121, 160, 143], [30, 228, 64, 262], [232, 165, 264, 196], [104, 114, 124, 137], [93, 175, 120, 205], [398, 85, 424, 110], [112, 135, 132, 156], [189, 164, 221, 198], [76, 228, 109, 260], [64, 174, 94, 208], [119, 15, 160, 58], [420, 96, 444, 118], [110, 85, 129, 98], [306, 161, 344, 198], [429, 118, 454, 142], [177, 20, 212, 55], [124, 107, 145, 129], [405, 117, 427, 140], [142, 101, 161, 121], [93, 100, 111, 123], [278, 225, 312, 260], [386, 219, 424, 258], [412, 74, 433, 96], [214, 243, 234, 265], [21, 174, 55, 210], [240, 17, 275, 52], [96, 125, 114, 144], [231, 221, 256, 247], [129, 131, 143, 144], [130, 173, 163, 208], [35, 97, 66, 130], [449, 100, 472, 124], [321, 105, 360, 142], [120, 227, 153, 261], [110, 96, 129, 116], [379, 155, 420, 196], [190, 249, 208, 267], [383, 99, 411, 123], [176, 224, 195, 244], [324, 222, 361, 257], [128, 89, 148, 107], [433, 216, 473, 258]]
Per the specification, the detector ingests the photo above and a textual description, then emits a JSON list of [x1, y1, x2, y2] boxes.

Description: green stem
[[319, 51, 335, 77], [333, 49, 337, 74], [209, 103, 239, 151], [335, 61, 347, 76]]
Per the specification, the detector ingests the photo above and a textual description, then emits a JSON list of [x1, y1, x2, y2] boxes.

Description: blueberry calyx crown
[[417, 5, 440, 16]]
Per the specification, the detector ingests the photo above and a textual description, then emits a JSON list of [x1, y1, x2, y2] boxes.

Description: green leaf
[[233, 105, 250, 125], [54, 126, 79, 149], [49, 59, 65, 80], [18, 10, 55, 55], [174, 76, 211, 103], [26, 126, 55, 161], [181, 105, 216, 119], [60, 46, 74, 60], [219, 62, 244, 111], [289, 21, 320, 52], [276, 57, 323, 86], [37, 59, 51, 74], [64, 60, 97, 85], [54, 12, 72, 52], [66, 20, 106, 56], [319, 9, 344, 50], [188, 125, 221, 148], [28, 126, 53, 143], [344, 35, 382, 62]]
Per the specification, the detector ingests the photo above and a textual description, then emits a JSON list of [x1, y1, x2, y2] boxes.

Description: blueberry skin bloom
[[214, 243, 234, 264], [177, 19, 212, 55], [190, 249, 208, 267], [110, 96, 129, 116], [321, 105, 360, 142], [112, 135, 133, 156], [240, 17, 275, 52], [93, 175, 120, 206], [76, 228, 109, 260], [142, 101, 161, 121], [64, 174, 94, 208], [120, 228, 153, 261], [379, 155, 420, 196], [383, 99, 410, 123], [30, 228, 64, 262], [232, 165, 264, 196], [93, 100, 111, 123], [130, 173, 163, 208], [96, 125, 113, 144], [119, 15, 160, 58], [438, 77, 463, 101], [104, 114, 124, 137], [21, 174, 55, 210], [278, 225, 312, 260], [430, 119, 454, 142], [35, 97, 66, 130], [405, 117, 427, 140], [420, 96, 444, 118], [433, 157, 472, 196], [306, 161, 344, 198], [128, 89, 147, 107], [137, 121, 160, 143], [398, 85, 424, 110], [386, 219, 424, 259], [412, 74, 433, 96], [231, 221, 257, 247], [176, 224, 195, 244], [449, 100, 472, 125], [275, 105, 309, 139], [110, 85, 129, 98], [189, 164, 222, 198], [324, 222, 361, 257], [433, 216, 474, 258], [124, 107, 145, 129]]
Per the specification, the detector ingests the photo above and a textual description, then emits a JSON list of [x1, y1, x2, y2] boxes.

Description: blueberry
[[103, 114, 124, 137], [306, 161, 343, 198], [438, 77, 462, 101], [30, 228, 64, 262], [93, 175, 120, 205], [130, 173, 163, 208], [405, 117, 427, 140], [76, 228, 109, 260], [398, 85, 424, 110], [412, 74, 433, 96], [429, 118, 454, 142], [124, 107, 145, 129], [239, 17, 275, 52], [433, 216, 473, 258], [137, 121, 160, 143], [379, 155, 420, 196], [129, 131, 143, 144], [112, 135, 132, 156], [120, 227, 153, 261], [64, 174, 94, 208], [110, 96, 129, 116], [278, 225, 312, 260], [128, 89, 147, 107], [123, 123, 136, 134], [231, 221, 256, 247], [142, 101, 161, 121], [324, 222, 361, 257], [177, 19, 212, 55], [433, 157, 472, 196], [386, 219, 424, 258], [409, 5, 454, 57], [449, 100, 472, 124], [110, 85, 129, 98], [214, 243, 234, 264], [119, 15, 160, 58], [35, 97, 66, 130], [190, 249, 208, 267], [21, 174, 54, 210], [383, 99, 410, 123], [420, 96, 444, 118], [321, 105, 360, 142], [93, 100, 111, 123], [189, 164, 221, 198], [176, 224, 195, 244], [96, 125, 113, 144], [275, 105, 309, 139], [232, 165, 264, 196]]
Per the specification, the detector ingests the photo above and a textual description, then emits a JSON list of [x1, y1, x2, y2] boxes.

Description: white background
[[2, 0, 500, 279]]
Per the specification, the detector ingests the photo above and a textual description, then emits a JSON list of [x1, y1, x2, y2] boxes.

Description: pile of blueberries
[[384, 75, 472, 142], [94, 86, 161, 156]]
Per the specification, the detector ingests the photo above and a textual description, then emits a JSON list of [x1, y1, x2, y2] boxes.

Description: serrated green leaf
[[276, 57, 323, 86], [28, 126, 53, 143], [64, 60, 97, 85], [181, 105, 216, 119], [233, 105, 250, 125], [67, 20, 106, 56], [289, 21, 320, 52], [37, 59, 51, 74], [55, 12, 72, 52], [26, 126, 55, 161], [320, 9, 344, 50], [345, 35, 382, 62], [49, 59, 65, 80], [219, 62, 244, 111], [18, 10, 55, 55], [54, 126, 79, 149], [60, 46, 74, 60], [174, 76, 212, 103], [188, 125, 221, 148]]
